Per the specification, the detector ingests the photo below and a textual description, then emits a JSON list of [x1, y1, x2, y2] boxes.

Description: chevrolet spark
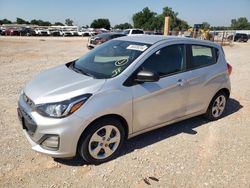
[[18, 35, 232, 164]]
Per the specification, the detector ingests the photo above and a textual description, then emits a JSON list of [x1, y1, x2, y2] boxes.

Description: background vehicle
[[145, 31, 163, 35], [5, 28, 20, 36], [48, 29, 61, 36], [87, 32, 125, 49], [18, 36, 231, 164], [0, 28, 5, 35], [59, 30, 73, 36], [34, 28, 49, 36], [19, 27, 36, 36], [123, 29, 144, 35], [228, 33, 248, 42], [69, 30, 79, 36]]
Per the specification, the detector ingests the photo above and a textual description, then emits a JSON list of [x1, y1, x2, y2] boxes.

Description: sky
[[0, 0, 250, 27]]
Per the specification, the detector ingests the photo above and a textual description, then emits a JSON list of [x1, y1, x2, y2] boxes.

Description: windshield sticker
[[127, 45, 148, 52], [112, 67, 122, 77], [115, 58, 128, 67]]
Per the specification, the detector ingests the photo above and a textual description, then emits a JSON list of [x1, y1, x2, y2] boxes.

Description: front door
[[131, 44, 189, 133]]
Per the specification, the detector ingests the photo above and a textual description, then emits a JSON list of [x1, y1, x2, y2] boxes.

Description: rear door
[[184, 44, 220, 115]]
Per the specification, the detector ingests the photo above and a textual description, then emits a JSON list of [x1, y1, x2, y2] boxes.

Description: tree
[[16, 17, 29, 24], [65, 18, 74, 26], [231, 17, 250, 30], [30, 19, 51, 26], [132, 7, 156, 30], [114, 22, 133, 30], [54, 22, 64, 26], [161, 7, 189, 31], [90, 18, 111, 30], [0, 18, 12, 25], [132, 6, 189, 31], [201, 22, 210, 30]]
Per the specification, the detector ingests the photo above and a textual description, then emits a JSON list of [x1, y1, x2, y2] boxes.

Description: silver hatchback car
[[18, 35, 232, 164]]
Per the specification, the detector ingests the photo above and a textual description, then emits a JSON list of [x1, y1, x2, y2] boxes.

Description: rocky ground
[[0, 36, 249, 188]]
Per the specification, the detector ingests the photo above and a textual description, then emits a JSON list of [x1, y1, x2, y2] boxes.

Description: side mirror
[[135, 70, 159, 83]]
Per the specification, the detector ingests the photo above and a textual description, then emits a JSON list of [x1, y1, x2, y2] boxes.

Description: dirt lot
[[0, 36, 249, 188]]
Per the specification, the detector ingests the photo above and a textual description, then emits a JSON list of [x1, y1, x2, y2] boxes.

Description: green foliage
[[114, 22, 133, 30], [65, 18, 74, 26], [30, 19, 51, 26], [210, 26, 230, 30], [132, 6, 189, 31], [201, 22, 210, 30], [132, 7, 157, 30], [16, 17, 29, 24], [90, 18, 111, 30], [231, 17, 250, 30], [54, 22, 64, 26], [0, 18, 12, 25]]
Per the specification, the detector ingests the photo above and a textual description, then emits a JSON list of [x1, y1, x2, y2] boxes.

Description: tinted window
[[132, 30, 144, 34], [140, 44, 185, 77], [188, 45, 218, 70]]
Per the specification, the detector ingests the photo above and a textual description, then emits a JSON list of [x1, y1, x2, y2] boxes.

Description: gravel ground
[[0, 36, 249, 188]]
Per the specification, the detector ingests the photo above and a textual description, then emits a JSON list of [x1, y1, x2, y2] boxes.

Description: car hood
[[24, 65, 106, 104]]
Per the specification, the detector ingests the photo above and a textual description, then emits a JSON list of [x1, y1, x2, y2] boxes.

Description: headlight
[[35, 94, 92, 118]]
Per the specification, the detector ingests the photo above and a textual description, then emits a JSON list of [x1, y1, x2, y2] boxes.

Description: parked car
[[34, 28, 49, 36], [69, 30, 79, 36], [18, 36, 232, 164], [78, 30, 98, 36], [0, 28, 4, 35], [145, 31, 163, 35], [19, 28, 36, 36], [48, 29, 61, 36], [228, 33, 248, 42], [59, 30, 73, 37], [5, 28, 20, 36], [87, 32, 126, 49], [124, 29, 144, 35]]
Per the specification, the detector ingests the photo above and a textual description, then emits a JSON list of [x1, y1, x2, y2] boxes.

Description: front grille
[[18, 105, 37, 136]]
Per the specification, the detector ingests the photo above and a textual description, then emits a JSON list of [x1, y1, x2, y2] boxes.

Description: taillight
[[227, 63, 232, 76]]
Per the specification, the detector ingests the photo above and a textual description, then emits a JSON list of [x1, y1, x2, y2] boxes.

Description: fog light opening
[[41, 135, 59, 150]]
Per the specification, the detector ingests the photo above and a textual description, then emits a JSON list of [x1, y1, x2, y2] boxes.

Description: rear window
[[187, 45, 218, 70], [132, 30, 144, 34]]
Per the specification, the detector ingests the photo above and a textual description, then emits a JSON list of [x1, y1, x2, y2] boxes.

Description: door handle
[[177, 79, 185, 87]]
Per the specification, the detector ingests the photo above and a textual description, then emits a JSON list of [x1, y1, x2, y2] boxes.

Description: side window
[[124, 30, 130, 35], [188, 45, 218, 70], [140, 44, 185, 77]]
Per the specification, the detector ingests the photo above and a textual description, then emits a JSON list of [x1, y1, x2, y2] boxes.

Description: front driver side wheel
[[78, 118, 125, 164]]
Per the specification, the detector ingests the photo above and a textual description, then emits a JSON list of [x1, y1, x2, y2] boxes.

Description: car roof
[[115, 35, 220, 47]]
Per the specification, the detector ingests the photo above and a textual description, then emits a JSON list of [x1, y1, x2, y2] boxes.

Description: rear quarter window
[[187, 45, 219, 70]]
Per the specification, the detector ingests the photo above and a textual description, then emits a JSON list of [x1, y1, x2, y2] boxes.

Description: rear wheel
[[204, 92, 228, 121], [78, 118, 125, 164]]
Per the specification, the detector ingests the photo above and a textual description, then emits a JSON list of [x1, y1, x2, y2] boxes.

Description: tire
[[204, 91, 228, 121], [78, 118, 125, 164]]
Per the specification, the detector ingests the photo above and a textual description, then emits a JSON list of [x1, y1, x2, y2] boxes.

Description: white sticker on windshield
[[127, 45, 148, 52]]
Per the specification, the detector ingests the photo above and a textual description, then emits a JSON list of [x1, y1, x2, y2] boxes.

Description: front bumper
[[18, 94, 90, 158]]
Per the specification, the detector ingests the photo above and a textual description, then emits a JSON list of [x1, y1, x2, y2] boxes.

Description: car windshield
[[73, 40, 150, 79]]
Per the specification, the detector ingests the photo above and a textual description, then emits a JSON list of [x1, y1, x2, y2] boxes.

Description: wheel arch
[[77, 114, 129, 150], [206, 87, 230, 111]]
